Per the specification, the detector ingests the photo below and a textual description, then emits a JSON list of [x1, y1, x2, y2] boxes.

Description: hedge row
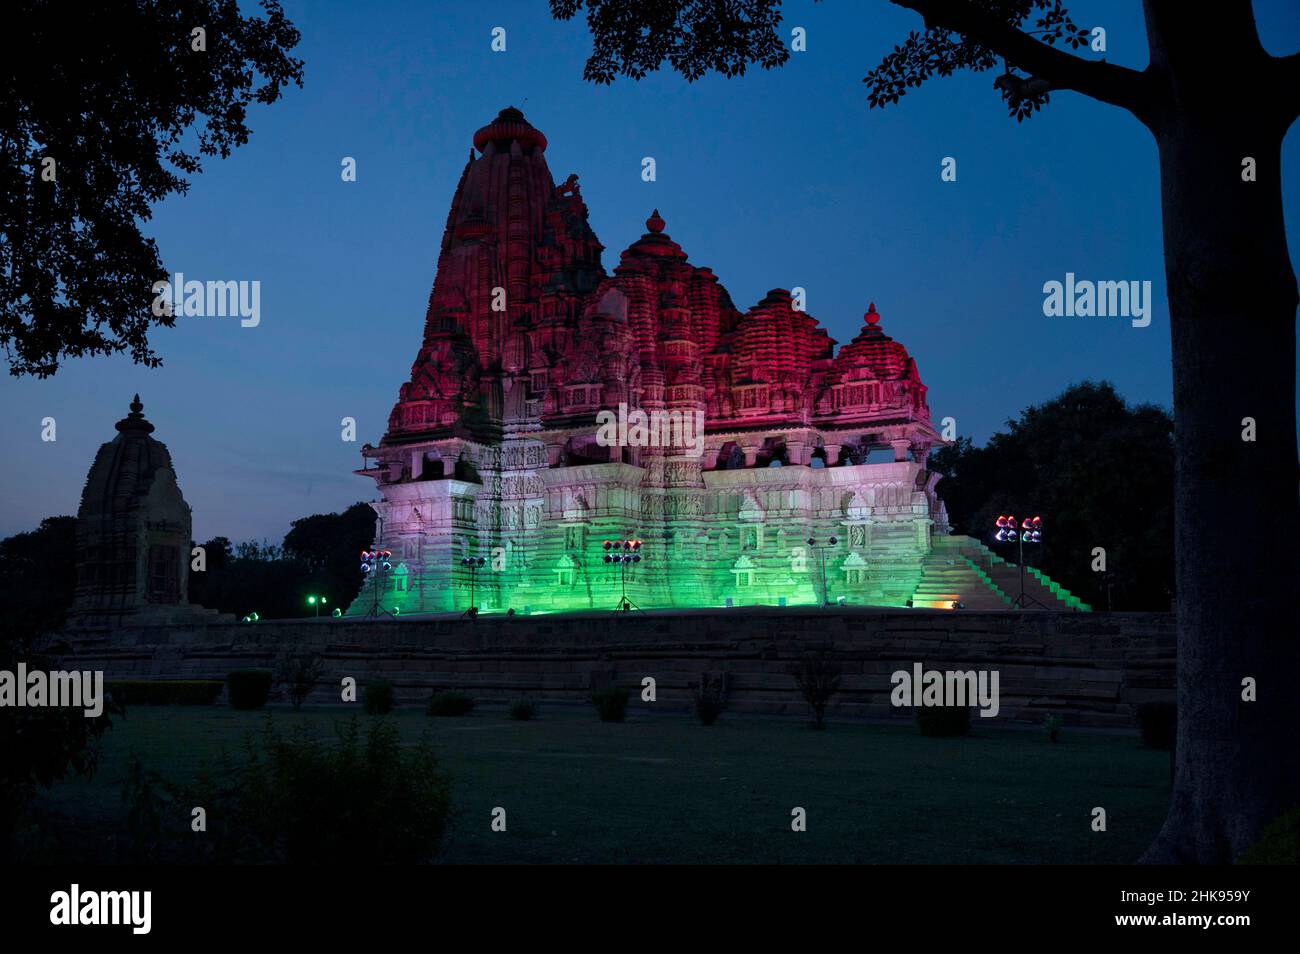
[[107, 680, 224, 706]]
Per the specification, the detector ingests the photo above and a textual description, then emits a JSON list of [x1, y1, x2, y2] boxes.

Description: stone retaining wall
[[54, 607, 1175, 729]]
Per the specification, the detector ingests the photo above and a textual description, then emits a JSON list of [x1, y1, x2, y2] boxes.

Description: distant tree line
[[930, 381, 1174, 611], [0, 503, 376, 629], [188, 503, 377, 620]]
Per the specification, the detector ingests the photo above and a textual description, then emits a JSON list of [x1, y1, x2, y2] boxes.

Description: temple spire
[[115, 393, 155, 434]]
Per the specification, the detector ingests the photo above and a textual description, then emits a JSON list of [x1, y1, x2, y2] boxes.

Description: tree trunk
[[1139, 50, 1300, 859]]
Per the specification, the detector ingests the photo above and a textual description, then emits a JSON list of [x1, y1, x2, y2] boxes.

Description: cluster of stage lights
[[360, 549, 392, 574], [460, 556, 487, 569], [994, 515, 1043, 543], [602, 539, 643, 564]]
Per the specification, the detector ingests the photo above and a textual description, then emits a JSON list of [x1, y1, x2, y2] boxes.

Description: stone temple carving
[[348, 107, 959, 616], [70, 396, 227, 627]]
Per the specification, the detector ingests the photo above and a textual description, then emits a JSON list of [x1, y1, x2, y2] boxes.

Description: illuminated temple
[[347, 108, 1088, 616]]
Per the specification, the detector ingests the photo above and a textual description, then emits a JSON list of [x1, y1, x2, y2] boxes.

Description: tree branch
[[891, 0, 1154, 120]]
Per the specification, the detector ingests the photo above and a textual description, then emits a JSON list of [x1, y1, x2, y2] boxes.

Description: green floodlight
[[332, 608, 342, 618], [307, 595, 317, 605]]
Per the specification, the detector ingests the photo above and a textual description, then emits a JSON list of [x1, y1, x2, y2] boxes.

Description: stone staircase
[[914, 535, 1091, 611]]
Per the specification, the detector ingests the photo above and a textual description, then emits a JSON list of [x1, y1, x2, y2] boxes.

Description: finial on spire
[[865, 302, 880, 325], [115, 393, 155, 435], [646, 209, 665, 233]]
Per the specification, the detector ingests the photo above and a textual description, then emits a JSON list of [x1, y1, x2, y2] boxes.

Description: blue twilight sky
[[2, 0, 1298, 543]]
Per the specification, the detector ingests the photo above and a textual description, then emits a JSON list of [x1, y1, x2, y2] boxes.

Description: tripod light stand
[[603, 538, 644, 613], [995, 515, 1046, 609]]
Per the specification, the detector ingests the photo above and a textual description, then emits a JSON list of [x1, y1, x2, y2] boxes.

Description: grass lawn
[[38, 704, 1171, 864]]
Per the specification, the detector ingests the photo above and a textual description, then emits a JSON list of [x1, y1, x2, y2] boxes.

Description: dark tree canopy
[[551, 1, 1145, 120], [930, 382, 1174, 611], [188, 502, 376, 619], [0, 0, 304, 377]]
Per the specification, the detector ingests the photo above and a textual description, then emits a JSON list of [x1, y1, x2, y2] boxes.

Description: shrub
[[590, 686, 629, 723], [1042, 713, 1063, 742], [1236, 806, 1300, 864], [915, 704, 971, 737], [509, 699, 537, 721], [119, 716, 452, 863], [106, 680, 223, 706], [1136, 701, 1176, 750], [788, 652, 841, 729], [427, 691, 475, 717], [226, 669, 273, 710], [273, 652, 324, 710], [364, 679, 395, 714], [693, 675, 727, 726]]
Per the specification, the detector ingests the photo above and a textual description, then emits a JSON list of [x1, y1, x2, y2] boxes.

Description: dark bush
[[107, 680, 223, 706], [693, 675, 727, 726], [915, 704, 971, 737], [118, 717, 452, 863], [273, 652, 324, 710], [1137, 701, 1176, 750], [1042, 713, 1063, 743], [226, 669, 273, 710], [364, 679, 395, 714], [591, 686, 629, 722], [509, 699, 537, 721], [427, 691, 475, 717], [788, 652, 841, 729], [1237, 807, 1300, 864]]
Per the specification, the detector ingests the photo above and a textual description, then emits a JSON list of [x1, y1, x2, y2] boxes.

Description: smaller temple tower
[[70, 396, 222, 626]]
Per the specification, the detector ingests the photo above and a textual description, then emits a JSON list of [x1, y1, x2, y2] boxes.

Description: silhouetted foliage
[[226, 669, 273, 710], [115, 717, 451, 863], [693, 674, 727, 726], [550, 0, 1095, 120], [930, 382, 1174, 610], [789, 652, 841, 729], [0, 516, 120, 862], [590, 686, 629, 722], [282, 502, 377, 605], [427, 691, 476, 717], [188, 502, 375, 619], [509, 698, 538, 720], [273, 652, 324, 710], [0, 516, 77, 633], [1, 0, 303, 377], [106, 681, 223, 706]]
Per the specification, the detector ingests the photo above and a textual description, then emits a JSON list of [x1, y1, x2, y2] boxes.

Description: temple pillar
[[912, 442, 931, 469], [742, 445, 759, 468], [410, 449, 424, 480], [823, 443, 842, 467], [890, 439, 911, 462]]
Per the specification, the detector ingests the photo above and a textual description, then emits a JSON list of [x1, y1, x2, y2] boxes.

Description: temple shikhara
[[70, 396, 228, 627], [348, 108, 1087, 616]]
